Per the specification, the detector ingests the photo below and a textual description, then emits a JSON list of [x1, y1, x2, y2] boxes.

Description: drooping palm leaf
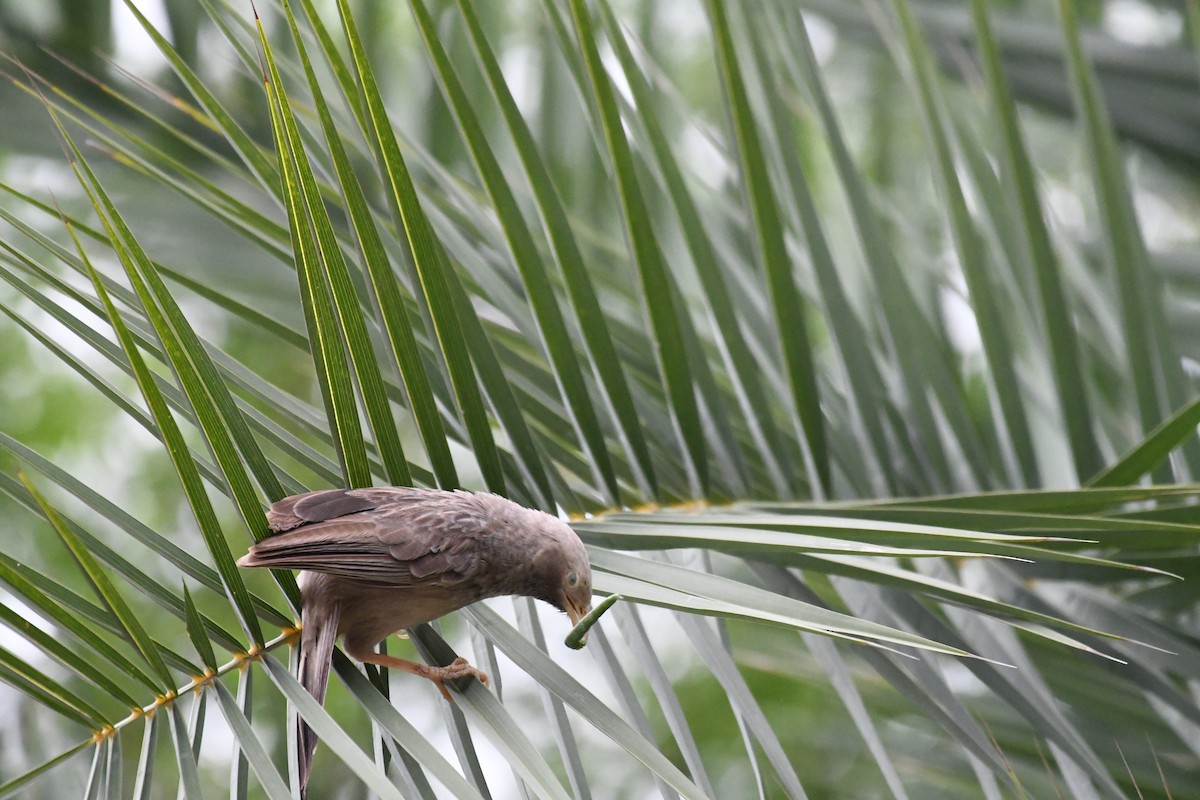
[[1, 1, 1198, 798]]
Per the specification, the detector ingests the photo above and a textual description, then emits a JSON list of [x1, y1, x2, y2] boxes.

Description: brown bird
[[237, 487, 593, 795]]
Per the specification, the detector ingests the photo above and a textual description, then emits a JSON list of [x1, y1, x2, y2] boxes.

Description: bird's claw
[[428, 657, 489, 702]]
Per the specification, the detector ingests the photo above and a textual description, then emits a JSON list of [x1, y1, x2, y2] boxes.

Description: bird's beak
[[566, 601, 592, 644]]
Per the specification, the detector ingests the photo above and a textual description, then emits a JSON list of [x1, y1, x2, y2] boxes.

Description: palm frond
[[1, 1, 1198, 798]]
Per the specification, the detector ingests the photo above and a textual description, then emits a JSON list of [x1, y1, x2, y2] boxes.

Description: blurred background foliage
[[2, 0, 1200, 798]]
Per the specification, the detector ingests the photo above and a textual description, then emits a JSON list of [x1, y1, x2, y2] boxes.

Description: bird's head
[[527, 514, 593, 638]]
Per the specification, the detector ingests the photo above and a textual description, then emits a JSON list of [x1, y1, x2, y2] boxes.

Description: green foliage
[[1, 1, 1199, 798]]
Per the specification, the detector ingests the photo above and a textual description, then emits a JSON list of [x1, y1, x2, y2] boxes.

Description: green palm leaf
[[1, 1, 1198, 798]]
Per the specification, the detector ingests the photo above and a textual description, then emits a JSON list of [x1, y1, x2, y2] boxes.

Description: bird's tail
[[298, 598, 338, 798]]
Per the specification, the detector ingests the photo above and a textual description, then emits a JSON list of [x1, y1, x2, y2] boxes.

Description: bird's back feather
[[240, 488, 494, 588]]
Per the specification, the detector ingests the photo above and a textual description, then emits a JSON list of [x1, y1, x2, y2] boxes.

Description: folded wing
[[239, 488, 484, 587]]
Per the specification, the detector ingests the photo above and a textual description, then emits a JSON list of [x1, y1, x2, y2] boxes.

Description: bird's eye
[[567, 572, 579, 587]]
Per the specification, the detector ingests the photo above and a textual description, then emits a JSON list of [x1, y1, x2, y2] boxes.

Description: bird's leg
[[358, 652, 489, 702]]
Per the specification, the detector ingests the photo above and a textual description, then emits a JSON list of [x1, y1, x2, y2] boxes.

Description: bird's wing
[[266, 486, 436, 532], [242, 489, 485, 587]]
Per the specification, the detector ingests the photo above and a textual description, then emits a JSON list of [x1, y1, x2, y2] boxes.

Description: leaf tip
[[565, 593, 622, 650]]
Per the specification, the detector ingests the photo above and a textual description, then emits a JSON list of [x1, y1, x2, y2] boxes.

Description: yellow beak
[[566, 601, 592, 645], [567, 602, 589, 628]]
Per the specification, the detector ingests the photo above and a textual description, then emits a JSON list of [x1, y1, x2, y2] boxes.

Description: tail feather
[[298, 599, 338, 798]]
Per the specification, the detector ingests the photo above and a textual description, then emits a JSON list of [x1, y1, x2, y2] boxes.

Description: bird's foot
[[421, 657, 489, 702], [358, 652, 489, 702]]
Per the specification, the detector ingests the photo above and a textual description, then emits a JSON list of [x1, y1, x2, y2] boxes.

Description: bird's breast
[[301, 571, 484, 657]]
